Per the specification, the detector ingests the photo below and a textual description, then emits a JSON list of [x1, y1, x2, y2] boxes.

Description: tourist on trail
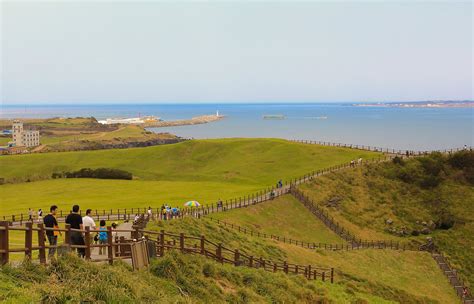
[[111, 222, 118, 240], [65, 204, 85, 257], [28, 208, 33, 222], [37, 209, 43, 223], [358, 158, 362, 165], [147, 207, 153, 220], [134, 214, 140, 224], [82, 209, 96, 246], [162, 207, 167, 220], [98, 220, 107, 255], [43, 205, 61, 258]]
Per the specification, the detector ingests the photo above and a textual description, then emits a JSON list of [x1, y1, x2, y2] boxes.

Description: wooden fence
[[208, 217, 405, 251], [0, 221, 334, 283], [290, 187, 473, 302], [290, 139, 472, 156], [289, 187, 414, 250]]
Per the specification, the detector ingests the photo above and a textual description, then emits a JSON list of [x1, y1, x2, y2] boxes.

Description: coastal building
[[12, 120, 40, 147]]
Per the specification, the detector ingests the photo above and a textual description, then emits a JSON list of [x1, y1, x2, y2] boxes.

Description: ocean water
[[1, 103, 472, 151]]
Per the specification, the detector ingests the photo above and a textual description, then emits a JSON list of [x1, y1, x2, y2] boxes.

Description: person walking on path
[[66, 205, 85, 258], [98, 220, 107, 255], [43, 205, 61, 258], [147, 207, 153, 220], [37, 209, 43, 224], [28, 208, 33, 222]]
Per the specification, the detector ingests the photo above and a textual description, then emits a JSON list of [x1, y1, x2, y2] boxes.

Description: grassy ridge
[[299, 152, 474, 288], [0, 138, 380, 183]]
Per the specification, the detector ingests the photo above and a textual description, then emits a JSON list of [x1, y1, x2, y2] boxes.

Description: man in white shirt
[[82, 209, 96, 230]]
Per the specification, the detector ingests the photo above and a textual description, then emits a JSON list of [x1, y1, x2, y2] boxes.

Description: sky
[[0, 1, 472, 105]]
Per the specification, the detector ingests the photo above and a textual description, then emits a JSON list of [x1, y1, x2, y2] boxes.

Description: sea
[[1, 103, 473, 151]]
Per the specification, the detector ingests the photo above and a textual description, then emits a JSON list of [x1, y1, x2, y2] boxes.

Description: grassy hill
[[0, 139, 379, 214], [146, 215, 458, 303], [298, 151, 474, 288], [1, 214, 459, 303]]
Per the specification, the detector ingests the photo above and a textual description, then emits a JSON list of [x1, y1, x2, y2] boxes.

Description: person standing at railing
[[65, 205, 85, 258], [82, 209, 96, 251], [98, 220, 107, 255], [43, 205, 61, 258]]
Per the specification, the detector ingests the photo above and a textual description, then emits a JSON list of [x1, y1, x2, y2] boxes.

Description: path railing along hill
[[0, 221, 334, 283], [208, 217, 406, 251], [290, 139, 471, 156]]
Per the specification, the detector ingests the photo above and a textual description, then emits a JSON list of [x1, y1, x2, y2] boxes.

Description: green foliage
[[53, 167, 133, 180]]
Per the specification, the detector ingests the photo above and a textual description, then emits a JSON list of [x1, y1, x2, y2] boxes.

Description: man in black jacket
[[43, 205, 60, 257], [65, 205, 85, 257]]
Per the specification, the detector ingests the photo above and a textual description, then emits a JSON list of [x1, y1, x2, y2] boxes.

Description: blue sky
[[1, 1, 472, 104]]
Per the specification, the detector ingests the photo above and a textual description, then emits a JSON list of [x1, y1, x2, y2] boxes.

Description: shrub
[[448, 150, 474, 170], [392, 156, 404, 166], [54, 168, 132, 180]]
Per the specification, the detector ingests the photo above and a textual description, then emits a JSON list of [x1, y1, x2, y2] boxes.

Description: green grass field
[[0, 139, 380, 215], [211, 195, 343, 244]]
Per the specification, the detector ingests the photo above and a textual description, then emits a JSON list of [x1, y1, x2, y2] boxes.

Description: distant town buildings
[[12, 120, 40, 147], [97, 116, 160, 125]]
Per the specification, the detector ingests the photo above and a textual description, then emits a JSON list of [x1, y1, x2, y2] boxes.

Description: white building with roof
[[12, 120, 40, 147]]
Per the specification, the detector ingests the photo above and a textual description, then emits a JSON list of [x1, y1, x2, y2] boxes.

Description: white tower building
[[12, 120, 40, 147]]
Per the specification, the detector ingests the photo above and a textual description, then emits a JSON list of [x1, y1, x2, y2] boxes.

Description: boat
[[262, 114, 285, 120]]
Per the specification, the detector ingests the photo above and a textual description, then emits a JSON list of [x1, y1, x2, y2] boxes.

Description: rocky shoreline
[[145, 114, 224, 127]]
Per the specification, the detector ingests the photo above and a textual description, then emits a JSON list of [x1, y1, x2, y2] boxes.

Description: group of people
[[350, 158, 363, 167], [28, 208, 44, 223], [42, 205, 118, 258], [160, 205, 181, 220]]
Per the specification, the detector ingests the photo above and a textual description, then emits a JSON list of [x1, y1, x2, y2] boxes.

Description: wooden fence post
[[37, 223, 46, 264], [160, 230, 165, 256], [307, 265, 311, 279], [85, 226, 91, 260], [200, 235, 205, 255], [234, 249, 240, 266], [0, 221, 9, 265], [24, 221, 33, 259], [107, 226, 114, 265], [249, 255, 253, 268], [330, 268, 334, 283], [216, 244, 222, 263], [180, 233, 185, 253], [65, 224, 71, 250]]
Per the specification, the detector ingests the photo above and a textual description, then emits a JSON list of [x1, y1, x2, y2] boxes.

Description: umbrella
[[184, 201, 200, 207]]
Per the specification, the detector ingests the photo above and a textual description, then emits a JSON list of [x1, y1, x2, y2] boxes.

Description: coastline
[[144, 114, 224, 127]]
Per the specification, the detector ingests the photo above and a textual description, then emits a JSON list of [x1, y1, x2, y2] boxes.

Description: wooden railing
[[290, 139, 472, 156], [290, 186, 413, 250], [145, 229, 334, 282], [0, 221, 334, 283], [208, 217, 405, 251]]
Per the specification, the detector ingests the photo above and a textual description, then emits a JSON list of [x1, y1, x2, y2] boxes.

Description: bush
[[448, 150, 474, 170], [53, 168, 132, 180], [434, 208, 455, 230], [392, 156, 405, 166]]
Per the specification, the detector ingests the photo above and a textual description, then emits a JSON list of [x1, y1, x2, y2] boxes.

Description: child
[[98, 220, 107, 255]]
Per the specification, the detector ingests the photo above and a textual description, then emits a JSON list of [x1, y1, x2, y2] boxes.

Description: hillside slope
[[148, 215, 458, 303], [299, 151, 474, 288]]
